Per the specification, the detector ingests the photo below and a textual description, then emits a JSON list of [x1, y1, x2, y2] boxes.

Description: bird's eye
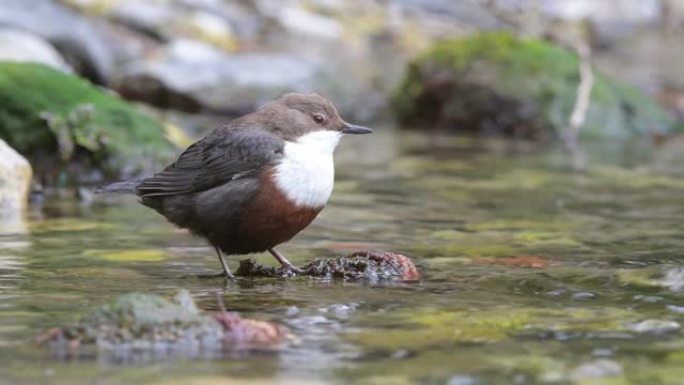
[[313, 114, 325, 124]]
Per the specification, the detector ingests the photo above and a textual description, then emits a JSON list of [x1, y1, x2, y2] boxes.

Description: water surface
[[2, 128, 684, 385]]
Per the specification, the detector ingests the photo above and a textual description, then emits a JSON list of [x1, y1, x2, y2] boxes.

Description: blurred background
[[4, 1, 684, 384]]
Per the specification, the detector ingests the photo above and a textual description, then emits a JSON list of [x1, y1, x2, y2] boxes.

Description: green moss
[[84, 291, 201, 327], [346, 306, 637, 351], [464, 219, 573, 232], [0, 62, 180, 182], [393, 31, 676, 139], [346, 307, 533, 350], [514, 231, 582, 247], [592, 166, 684, 189], [617, 266, 683, 290], [29, 218, 116, 233], [82, 249, 167, 262]]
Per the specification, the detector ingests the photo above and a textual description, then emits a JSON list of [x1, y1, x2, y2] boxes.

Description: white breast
[[273, 130, 341, 208]]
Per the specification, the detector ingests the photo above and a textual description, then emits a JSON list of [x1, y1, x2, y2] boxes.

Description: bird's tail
[[95, 180, 140, 194]]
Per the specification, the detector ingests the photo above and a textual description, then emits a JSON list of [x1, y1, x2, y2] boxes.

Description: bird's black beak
[[342, 122, 373, 135]]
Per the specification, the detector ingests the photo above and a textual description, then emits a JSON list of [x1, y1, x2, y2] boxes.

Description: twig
[[479, 1, 594, 169], [562, 42, 593, 171]]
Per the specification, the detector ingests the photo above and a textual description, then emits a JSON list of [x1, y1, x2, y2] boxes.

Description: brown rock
[[237, 250, 421, 282], [214, 312, 293, 347]]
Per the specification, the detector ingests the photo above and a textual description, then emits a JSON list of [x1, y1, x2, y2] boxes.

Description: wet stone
[[666, 305, 684, 314], [571, 292, 596, 300], [633, 295, 663, 303], [37, 290, 292, 360], [318, 303, 359, 320], [447, 375, 479, 385], [571, 359, 623, 380], [628, 319, 681, 334], [591, 348, 615, 357], [618, 266, 684, 292], [236, 251, 421, 282]]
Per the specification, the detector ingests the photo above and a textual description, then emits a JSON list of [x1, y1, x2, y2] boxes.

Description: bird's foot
[[268, 248, 303, 275], [212, 246, 235, 279], [195, 271, 236, 279], [280, 263, 304, 275]]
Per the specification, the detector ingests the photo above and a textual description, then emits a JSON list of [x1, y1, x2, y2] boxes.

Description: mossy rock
[[0, 62, 180, 184], [393, 32, 677, 140]]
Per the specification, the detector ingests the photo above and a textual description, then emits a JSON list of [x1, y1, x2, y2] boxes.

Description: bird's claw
[[280, 264, 304, 276], [196, 272, 236, 279]]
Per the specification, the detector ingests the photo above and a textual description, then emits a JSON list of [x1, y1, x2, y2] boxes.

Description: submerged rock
[[393, 32, 677, 140], [571, 359, 623, 380], [618, 266, 684, 292], [236, 251, 421, 282], [38, 290, 292, 359], [0, 62, 184, 185], [628, 319, 681, 334]]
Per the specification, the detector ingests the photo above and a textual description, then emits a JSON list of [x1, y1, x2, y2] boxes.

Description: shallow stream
[[2, 128, 684, 384]]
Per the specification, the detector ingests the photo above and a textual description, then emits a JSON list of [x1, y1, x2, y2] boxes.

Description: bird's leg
[[268, 248, 303, 273], [214, 245, 235, 279]]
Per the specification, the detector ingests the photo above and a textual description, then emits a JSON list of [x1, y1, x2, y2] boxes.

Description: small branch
[[562, 42, 593, 171], [478, 1, 594, 169]]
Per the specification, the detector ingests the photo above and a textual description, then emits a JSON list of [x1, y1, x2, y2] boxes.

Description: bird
[[102, 93, 373, 278]]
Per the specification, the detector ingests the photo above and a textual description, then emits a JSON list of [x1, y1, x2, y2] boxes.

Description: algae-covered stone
[[347, 306, 638, 351], [0, 62, 181, 183], [83, 290, 203, 328], [393, 32, 677, 139], [618, 266, 684, 291], [38, 290, 292, 359]]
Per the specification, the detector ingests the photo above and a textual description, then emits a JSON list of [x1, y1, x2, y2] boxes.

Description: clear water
[[2, 128, 684, 385]]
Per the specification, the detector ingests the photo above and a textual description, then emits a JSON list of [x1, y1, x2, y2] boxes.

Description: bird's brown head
[[243, 92, 373, 141]]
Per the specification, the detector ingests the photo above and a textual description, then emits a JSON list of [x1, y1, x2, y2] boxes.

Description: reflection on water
[[1, 128, 684, 384]]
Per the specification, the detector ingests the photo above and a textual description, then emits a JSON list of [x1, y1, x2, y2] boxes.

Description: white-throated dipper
[[103, 93, 372, 278]]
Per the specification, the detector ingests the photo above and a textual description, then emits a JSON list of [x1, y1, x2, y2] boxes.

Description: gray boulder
[[107, 0, 175, 39], [115, 39, 328, 114], [0, 29, 72, 72], [0, 0, 112, 84]]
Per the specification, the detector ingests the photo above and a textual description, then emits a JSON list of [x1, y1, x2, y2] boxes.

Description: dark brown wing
[[136, 127, 284, 197]]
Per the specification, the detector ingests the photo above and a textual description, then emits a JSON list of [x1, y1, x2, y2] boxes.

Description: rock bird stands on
[[107, 93, 372, 277]]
